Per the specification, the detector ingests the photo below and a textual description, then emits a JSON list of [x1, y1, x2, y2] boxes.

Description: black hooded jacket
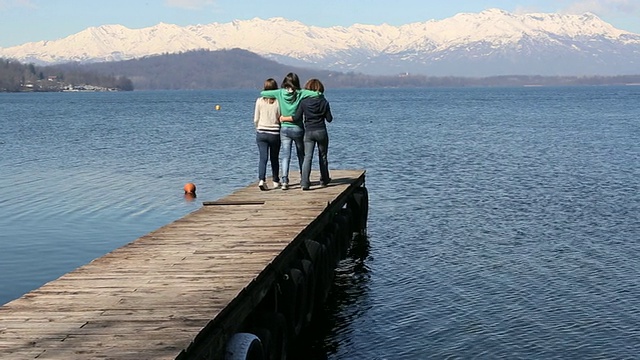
[[293, 96, 333, 131]]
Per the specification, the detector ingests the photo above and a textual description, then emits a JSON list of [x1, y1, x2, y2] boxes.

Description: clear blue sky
[[1, 0, 639, 48]]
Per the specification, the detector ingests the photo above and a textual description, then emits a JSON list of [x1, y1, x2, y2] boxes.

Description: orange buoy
[[183, 182, 196, 194]]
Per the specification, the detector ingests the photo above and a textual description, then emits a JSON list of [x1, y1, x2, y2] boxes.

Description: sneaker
[[281, 183, 289, 190], [258, 180, 267, 191], [272, 181, 280, 189], [320, 178, 331, 187], [301, 187, 310, 191]]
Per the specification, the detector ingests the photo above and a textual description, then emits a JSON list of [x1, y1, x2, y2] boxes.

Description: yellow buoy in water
[[215, 104, 221, 111]]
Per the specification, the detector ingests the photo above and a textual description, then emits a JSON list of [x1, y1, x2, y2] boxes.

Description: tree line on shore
[[0, 58, 133, 92], [3, 49, 640, 92]]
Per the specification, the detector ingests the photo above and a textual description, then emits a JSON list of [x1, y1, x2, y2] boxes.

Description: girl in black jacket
[[293, 79, 333, 190]]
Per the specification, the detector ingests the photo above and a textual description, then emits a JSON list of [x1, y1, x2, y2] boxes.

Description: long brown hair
[[281, 73, 301, 101]]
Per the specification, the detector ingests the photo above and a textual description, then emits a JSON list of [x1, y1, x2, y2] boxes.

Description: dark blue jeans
[[256, 132, 281, 182], [301, 129, 330, 189]]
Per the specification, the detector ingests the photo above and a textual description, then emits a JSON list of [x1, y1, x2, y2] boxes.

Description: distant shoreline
[[4, 82, 640, 93]]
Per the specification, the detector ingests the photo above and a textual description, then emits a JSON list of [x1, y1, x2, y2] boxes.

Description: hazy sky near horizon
[[1, 0, 640, 48]]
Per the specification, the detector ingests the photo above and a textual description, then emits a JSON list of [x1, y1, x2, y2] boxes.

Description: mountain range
[[2, 8, 640, 77]]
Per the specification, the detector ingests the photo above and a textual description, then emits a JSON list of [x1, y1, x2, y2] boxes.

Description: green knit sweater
[[260, 89, 321, 127]]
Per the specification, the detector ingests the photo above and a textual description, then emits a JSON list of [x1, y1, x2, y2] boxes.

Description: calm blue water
[[1, 87, 639, 359]]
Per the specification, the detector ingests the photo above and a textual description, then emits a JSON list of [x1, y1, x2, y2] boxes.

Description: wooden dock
[[0, 169, 367, 359]]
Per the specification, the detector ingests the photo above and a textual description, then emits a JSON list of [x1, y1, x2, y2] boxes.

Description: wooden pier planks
[[0, 169, 365, 359]]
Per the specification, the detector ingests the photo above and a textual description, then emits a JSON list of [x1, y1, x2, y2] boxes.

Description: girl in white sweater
[[254, 78, 281, 190]]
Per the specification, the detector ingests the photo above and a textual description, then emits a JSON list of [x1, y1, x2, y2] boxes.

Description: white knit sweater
[[254, 97, 281, 133]]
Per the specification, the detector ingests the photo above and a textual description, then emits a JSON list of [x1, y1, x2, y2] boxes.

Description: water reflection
[[291, 234, 372, 359], [183, 192, 197, 202]]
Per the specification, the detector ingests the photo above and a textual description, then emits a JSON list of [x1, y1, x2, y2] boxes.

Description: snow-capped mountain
[[2, 8, 639, 76]]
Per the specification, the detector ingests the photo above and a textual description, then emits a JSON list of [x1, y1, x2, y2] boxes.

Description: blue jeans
[[280, 126, 304, 184], [256, 132, 280, 182], [301, 129, 330, 189]]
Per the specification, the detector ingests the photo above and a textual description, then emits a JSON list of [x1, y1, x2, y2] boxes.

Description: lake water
[[1, 87, 639, 359]]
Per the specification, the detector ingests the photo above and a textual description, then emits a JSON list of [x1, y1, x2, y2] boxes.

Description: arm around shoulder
[[260, 89, 279, 98], [299, 89, 322, 99]]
